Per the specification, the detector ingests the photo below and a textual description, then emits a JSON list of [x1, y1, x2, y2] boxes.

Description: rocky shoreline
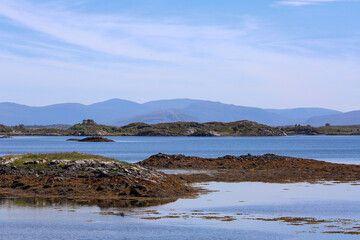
[[0, 153, 196, 205], [140, 153, 360, 183], [1, 152, 360, 207]]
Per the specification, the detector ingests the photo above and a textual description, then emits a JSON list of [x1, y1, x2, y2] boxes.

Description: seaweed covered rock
[[140, 153, 360, 183], [0, 152, 194, 202]]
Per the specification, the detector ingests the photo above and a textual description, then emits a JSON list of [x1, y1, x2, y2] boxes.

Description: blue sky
[[0, 0, 359, 110]]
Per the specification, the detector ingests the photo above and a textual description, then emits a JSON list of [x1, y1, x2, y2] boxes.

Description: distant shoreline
[[1, 120, 360, 137]]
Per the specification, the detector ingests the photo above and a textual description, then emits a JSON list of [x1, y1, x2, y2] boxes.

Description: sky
[[0, 0, 359, 111]]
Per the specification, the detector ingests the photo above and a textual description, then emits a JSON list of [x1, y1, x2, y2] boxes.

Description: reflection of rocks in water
[[0, 135, 12, 139], [0, 198, 83, 208], [0, 197, 177, 209], [93, 198, 177, 209]]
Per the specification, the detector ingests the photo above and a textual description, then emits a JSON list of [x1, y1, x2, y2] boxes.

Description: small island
[[67, 136, 115, 142], [0, 152, 195, 206]]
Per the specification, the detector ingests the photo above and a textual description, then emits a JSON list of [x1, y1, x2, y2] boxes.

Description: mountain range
[[0, 98, 357, 127]]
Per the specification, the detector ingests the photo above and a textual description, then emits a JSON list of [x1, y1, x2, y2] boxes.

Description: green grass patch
[[0, 151, 128, 166]]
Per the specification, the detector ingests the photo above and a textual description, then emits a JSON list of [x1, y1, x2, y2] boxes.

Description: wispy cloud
[[0, 0, 249, 64], [0, 0, 359, 110], [277, 0, 350, 6]]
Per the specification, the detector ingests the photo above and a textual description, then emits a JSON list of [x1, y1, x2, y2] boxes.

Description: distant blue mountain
[[115, 109, 198, 126], [143, 98, 204, 110], [0, 99, 151, 125], [86, 99, 151, 123], [109, 99, 346, 126], [112, 100, 290, 126], [179, 101, 287, 126], [0, 98, 354, 126], [0, 102, 85, 125], [267, 108, 342, 124], [306, 110, 360, 127]]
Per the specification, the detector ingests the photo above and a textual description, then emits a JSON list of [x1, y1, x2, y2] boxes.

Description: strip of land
[[139, 153, 360, 183], [1, 120, 360, 137]]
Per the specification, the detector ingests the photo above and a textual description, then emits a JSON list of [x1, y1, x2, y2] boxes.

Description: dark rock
[[129, 187, 142, 197], [0, 135, 13, 139], [97, 170, 110, 178], [11, 181, 25, 188], [68, 136, 115, 142]]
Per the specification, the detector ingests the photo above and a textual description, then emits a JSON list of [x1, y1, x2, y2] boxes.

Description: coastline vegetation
[[282, 124, 360, 135], [1, 120, 360, 137]]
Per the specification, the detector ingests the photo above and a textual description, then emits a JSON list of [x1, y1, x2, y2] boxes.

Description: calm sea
[[1, 136, 360, 239], [1, 135, 360, 163]]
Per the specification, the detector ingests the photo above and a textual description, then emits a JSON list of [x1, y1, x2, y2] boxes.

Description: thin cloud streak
[[277, 0, 351, 6]]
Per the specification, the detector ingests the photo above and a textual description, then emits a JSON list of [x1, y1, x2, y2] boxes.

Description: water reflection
[[1, 182, 360, 239], [0, 197, 176, 209]]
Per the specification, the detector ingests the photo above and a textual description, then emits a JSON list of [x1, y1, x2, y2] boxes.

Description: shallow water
[[1, 136, 360, 239], [1, 182, 360, 239]]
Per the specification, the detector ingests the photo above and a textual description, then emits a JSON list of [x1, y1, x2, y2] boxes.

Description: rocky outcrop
[[1, 159, 157, 179], [0, 153, 195, 202]]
